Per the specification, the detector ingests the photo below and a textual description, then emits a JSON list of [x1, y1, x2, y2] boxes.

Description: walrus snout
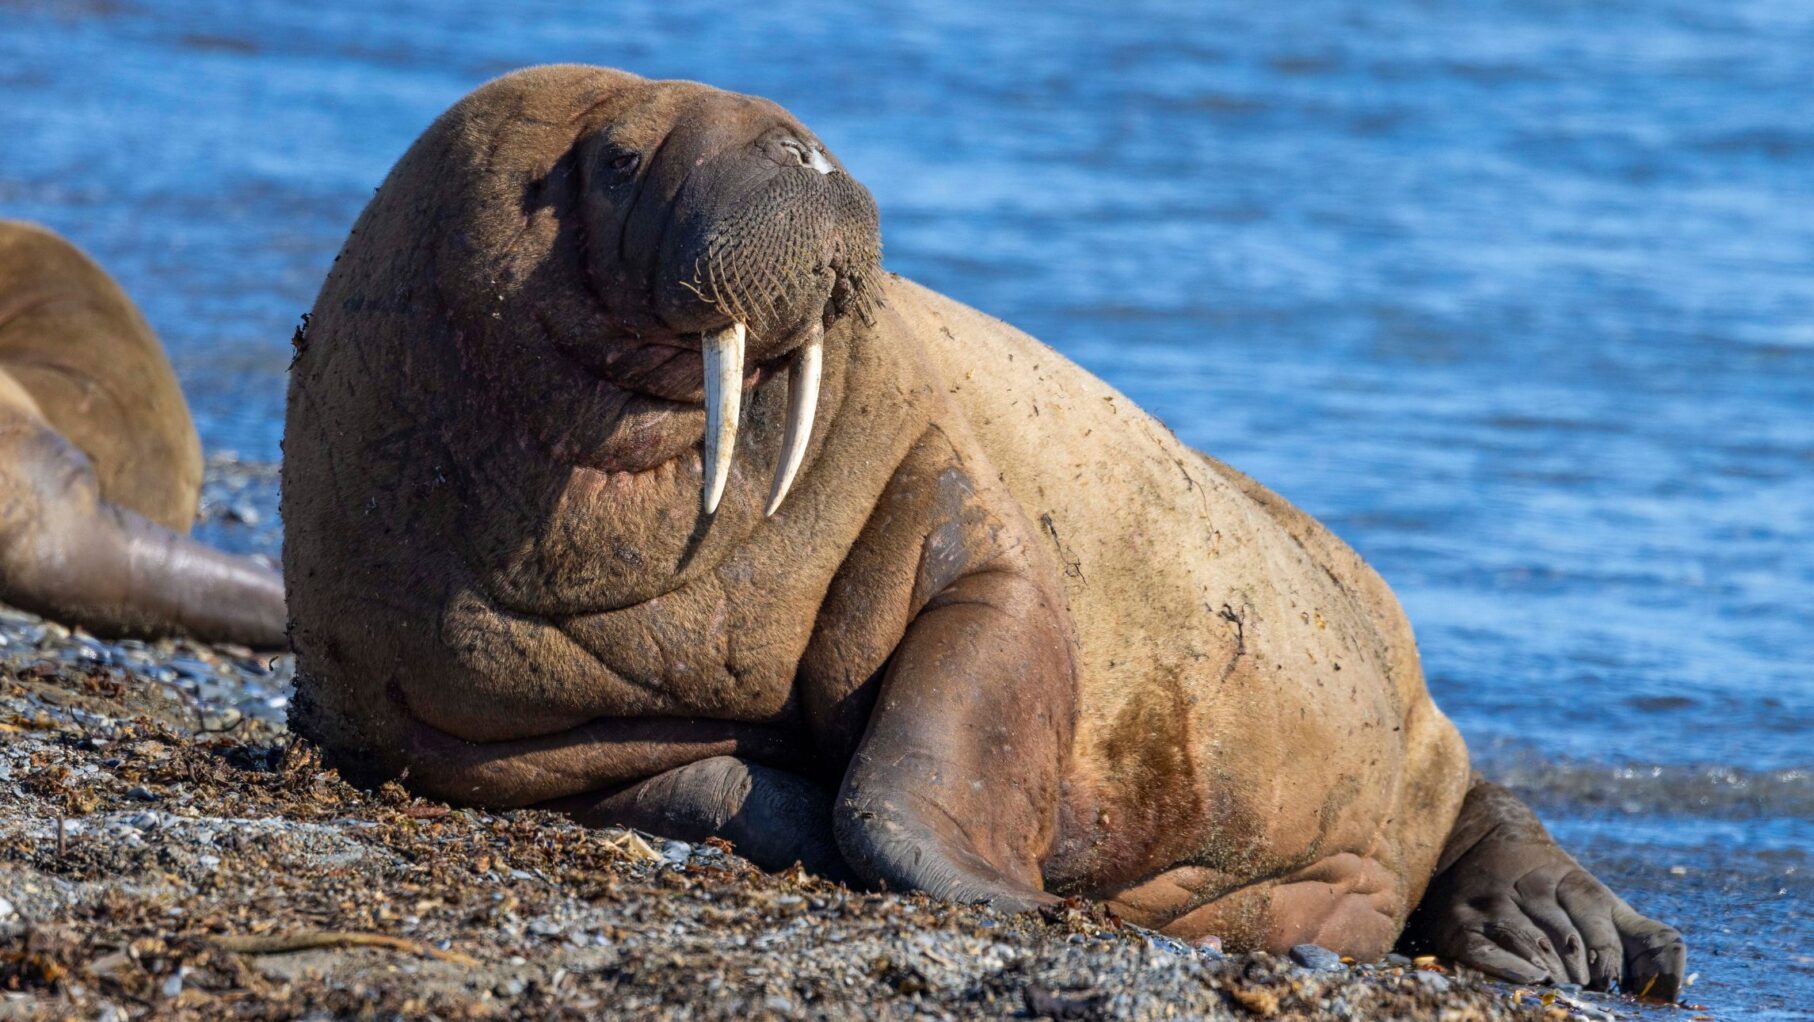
[[623, 110, 878, 518], [560, 80, 882, 516], [650, 128, 881, 346]]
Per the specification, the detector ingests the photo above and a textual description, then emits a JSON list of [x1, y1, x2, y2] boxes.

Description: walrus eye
[[610, 152, 640, 176]]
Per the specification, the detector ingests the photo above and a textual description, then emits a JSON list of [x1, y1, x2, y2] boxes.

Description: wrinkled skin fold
[[0, 221, 286, 648], [282, 65, 1685, 999]]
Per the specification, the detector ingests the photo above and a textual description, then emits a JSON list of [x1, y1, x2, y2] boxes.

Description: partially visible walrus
[[284, 66, 1686, 997], [0, 221, 285, 647]]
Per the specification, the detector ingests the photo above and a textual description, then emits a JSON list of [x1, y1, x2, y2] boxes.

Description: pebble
[[169, 657, 216, 681], [200, 707, 244, 732], [1412, 971, 1450, 993], [1141, 932, 1194, 958], [0, 895, 16, 920], [1290, 944, 1346, 972]]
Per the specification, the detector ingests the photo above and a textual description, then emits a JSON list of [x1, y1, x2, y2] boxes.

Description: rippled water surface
[[4, 1, 1809, 1016]]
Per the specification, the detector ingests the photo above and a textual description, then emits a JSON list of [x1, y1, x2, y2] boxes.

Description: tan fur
[[0, 221, 286, 647], [0, 220, 202, 529], [896, 279, 1470, 948], [285, 66, 1474, 961]]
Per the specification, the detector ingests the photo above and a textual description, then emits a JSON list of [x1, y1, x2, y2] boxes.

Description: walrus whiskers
[[765, 325, 823, 516], [702, 321, 746, 514]]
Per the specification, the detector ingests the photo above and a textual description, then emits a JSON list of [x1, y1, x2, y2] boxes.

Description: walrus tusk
[[765, 327, 823, 516], [701, 321, 746, 515]]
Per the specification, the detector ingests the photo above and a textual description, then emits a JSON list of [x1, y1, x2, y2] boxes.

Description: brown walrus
[[0, 221, 286, 647], [283, 65, 1686, 996]]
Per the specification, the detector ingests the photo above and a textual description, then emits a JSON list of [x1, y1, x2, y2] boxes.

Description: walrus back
[[888, 275, 1419, 699]]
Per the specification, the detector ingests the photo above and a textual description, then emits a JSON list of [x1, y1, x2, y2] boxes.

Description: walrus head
[[541, 74, 882, 516]]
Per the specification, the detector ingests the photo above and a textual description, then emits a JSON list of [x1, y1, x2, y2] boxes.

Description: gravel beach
[[0, 595, 1666, 1020]]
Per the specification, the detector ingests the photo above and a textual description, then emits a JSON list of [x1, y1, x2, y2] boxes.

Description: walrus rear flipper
[[0, 417, 286, 649]]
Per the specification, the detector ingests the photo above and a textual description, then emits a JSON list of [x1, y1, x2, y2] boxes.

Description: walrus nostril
[[779, 137, 837, 175]]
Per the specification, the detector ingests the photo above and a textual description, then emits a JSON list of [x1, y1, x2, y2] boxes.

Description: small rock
[[160, 968, 184, 998], [0, 895, 16, 920], [1381, 952, 1412, 968], [125, 786, 161, 802], [1290, 943, 1345, 972], [494, 977, 526, 997], [90, 952, 132, 979], [1412, 970, 1450, 993], [1141, 932, 1193, 957], [1023, 984, 1107, 1021], [199, 707, 243, 732], [168, 657, 214, 681]]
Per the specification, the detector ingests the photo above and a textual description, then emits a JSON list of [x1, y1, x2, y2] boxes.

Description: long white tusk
[[765, 328, 823, 516], [701, 321, 746, 515]]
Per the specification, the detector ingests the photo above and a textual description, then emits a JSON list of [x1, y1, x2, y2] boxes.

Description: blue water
[[3, 1, 1809, 1016]]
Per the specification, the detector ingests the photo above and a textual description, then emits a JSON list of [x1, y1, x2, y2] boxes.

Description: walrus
[[283, 65, 1686, 997], [0, 221, 286, 647]]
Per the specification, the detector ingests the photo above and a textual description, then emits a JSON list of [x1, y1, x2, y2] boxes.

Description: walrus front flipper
[[0, 416, 286, 648], [822, 437, 1079, 913], [549, 756, 855, 882], [1400, 776, 1686, 999]]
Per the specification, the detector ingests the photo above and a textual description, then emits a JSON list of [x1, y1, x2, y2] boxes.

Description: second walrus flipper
[[0, 415, 286, 649]]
